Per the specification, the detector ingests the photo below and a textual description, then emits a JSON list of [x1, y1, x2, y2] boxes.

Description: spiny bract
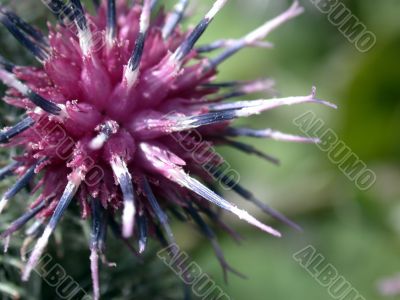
[[0, 0, 335, 299]]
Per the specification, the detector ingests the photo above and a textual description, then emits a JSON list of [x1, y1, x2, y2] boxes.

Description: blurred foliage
[[0, 0, 399, 299]]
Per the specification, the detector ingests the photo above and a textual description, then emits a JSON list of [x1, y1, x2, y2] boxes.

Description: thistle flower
[[0, 0, 336, 299]]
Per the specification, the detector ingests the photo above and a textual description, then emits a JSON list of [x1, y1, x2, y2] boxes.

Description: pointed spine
[[0, 7, 49, 61], [0, 160, 44, 214], [106, 0, 117, 47], [22, 175, 81, 281], [89, 120, 119, 150], [135, 89, 336, 134], [0, 198, 48, 239], [0, 161, 21, 181], [211, 166, 302, 231], [0, 117, 35, 144], [124, 0, 151, 88], [139, 142, 281, 237], [0, 69, 61, 115], [207, 1, 304, 69], [70, 0, 93, 56], [110, 156, 136, 238], [208, 78, 275, 101], [225, 127, 320, 143], [171, 0, 228, 63], [137, 209, 148, 253], [176, 171, 281, 236], [2, 9, 48, 46], [89, 198, 106, 300], [0, 54, 15, 72], [162, 0, 189, 40], [197, 39, 273, 53], [142, 176, 175, 245], [108, 215, 141, 257], [44, 0, 74, 25], [222, 138, 280, 165], [185, 204, 245, 282]]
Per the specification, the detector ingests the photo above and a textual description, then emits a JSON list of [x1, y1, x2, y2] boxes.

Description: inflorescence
[[0, 0, 336, 298]]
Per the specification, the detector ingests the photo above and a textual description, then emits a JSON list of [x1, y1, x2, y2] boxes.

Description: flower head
[[0, 0, 335, 298]]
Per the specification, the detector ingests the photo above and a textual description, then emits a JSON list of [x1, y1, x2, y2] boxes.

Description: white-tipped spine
[[90, 248, 100, 300], [205, 0, 228, 20], [89, 120, 119, 150], [110, 156, 136, 238], [139, 142, 281, 237], [124, 0, 151, 88], [22, 226, 52, 281], [234, 89, 337, 118], [244, 1, 304, 44], [0, 69, 29, 95], [0, 196, 8, 214], [78, 27, 93, 57], [89, 132, 108, 150], [22, 178, 81, 281], [175, 170, 281, 237], [122, 200, 135, 238]]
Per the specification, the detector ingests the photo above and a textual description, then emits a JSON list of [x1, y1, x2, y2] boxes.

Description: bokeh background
[[0, 0, 399, 299]]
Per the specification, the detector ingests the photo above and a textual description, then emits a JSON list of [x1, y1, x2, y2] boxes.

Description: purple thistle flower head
[[0, 0, 336, 298]]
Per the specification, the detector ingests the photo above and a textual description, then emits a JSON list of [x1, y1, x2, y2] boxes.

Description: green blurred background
[[1, 0, 400, 299]]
